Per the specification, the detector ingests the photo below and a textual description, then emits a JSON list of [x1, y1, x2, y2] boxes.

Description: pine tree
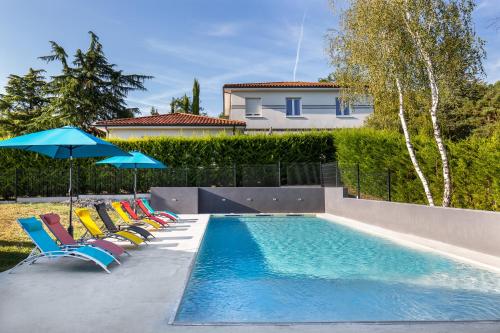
[[40, 31, 151, 130], [0, 68, 51, 135]]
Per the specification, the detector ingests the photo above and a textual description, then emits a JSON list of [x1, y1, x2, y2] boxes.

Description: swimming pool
[[175, 215, 500, 323]]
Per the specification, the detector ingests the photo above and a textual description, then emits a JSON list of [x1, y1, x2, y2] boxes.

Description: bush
[[0, 132, 336, 198], [0, 129, 496, 211], [332, 128, 499, 210]]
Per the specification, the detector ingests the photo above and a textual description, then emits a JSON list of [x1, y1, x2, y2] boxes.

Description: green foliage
[[109, 132, 335, 167], [170, 94, 191, 113], [0, 130, 496, 210], [365, 80, 500, 140], [0, 69, 51, 135], [192, 78, 200, 115], [0, 132, 336, 198], [150, 106, 160, 116], [441, 81, 500, 140], [0, 32, 152, 135], [169, 78, 204, 115], [39, 31, 151, 130], [333, 128, 499, 211]]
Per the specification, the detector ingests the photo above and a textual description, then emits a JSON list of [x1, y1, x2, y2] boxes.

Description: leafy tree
[[150, 106, 160, 116], [169, 78, 203, 115], [40, 31, 151, 130], [170, 94, 191, 113], [400, 0, 485, 207], [0, 68, 51, 135], [329, 0, 436, 205], [192, 78, 200, 115], [329, 0, 485, 207]]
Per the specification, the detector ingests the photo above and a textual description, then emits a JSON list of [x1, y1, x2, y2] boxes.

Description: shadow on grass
[[0, 240, 33, 272]]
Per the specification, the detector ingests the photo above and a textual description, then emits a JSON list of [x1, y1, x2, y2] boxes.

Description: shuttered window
[[245, 98, 262, 117]]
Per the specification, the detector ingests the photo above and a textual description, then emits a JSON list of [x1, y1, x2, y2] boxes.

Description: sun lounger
[[94, 203, 154, 240], [114, 201, 169, 228], [12, 217, 118, 274], [75, 208, 145, 246], [137, 198, 195, 222], [40, 213, 126, 258]]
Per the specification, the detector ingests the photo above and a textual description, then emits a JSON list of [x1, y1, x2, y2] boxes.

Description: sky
[[0, 0, 499, 117]]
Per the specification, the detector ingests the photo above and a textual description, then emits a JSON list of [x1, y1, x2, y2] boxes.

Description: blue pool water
[[175, 216, 500, 323]]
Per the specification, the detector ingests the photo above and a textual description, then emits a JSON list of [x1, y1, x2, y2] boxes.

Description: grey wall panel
[[324, 187, 500, 257], [150, 187, 198, 214], [150, 186, 324, 214], [198, 187, 324, 214]]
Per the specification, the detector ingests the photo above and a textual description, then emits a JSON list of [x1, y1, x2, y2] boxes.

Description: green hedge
[[0, 129, 497, 211], [332, 128, 499, 211], [0, 132, 336, 198]]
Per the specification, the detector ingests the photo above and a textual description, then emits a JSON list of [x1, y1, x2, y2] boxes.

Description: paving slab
[[0, 214, 498, 333]]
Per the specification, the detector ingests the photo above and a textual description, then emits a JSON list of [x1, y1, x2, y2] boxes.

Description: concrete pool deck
[[0, 214, 499, 333]]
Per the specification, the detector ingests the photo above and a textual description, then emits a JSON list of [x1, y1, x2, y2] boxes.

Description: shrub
[[332, 128, 499, 210]]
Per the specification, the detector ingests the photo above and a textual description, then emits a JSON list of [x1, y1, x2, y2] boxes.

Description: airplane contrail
[[293, 9, 307, 81]]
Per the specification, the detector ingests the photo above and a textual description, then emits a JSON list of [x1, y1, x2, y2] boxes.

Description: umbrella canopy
[[96, 151, 166, 169], [0, 126, 130, 236], [0, 126, 128, 158], [96, 151, 166, 210]]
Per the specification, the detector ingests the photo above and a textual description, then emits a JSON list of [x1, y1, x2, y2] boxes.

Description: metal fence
[[0, 162, 395, 202]]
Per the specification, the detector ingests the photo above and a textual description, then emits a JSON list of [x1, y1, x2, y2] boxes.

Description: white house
[[223, 81, 373, 133], [95, 113, 246, 139]]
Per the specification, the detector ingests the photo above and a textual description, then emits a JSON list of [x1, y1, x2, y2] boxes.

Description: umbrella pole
[[133, 167, 137, 213], [68, 149, 74, 237]]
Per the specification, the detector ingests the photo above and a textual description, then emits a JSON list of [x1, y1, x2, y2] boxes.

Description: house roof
[[223, 81, 341, 89], [95, 113, 246, 127]]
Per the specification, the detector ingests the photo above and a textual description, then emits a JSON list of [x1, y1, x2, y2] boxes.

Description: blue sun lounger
[[11, 217, 119, 274]]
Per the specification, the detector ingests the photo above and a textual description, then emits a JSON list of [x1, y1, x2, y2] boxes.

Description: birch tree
[[329, 0, 484, 206], [400, 0, 484, 206], [329, 0, 435, 205]]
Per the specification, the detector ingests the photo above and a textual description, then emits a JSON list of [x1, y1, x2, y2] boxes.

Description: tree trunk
[[396, 78, 435, 206], [403, 5, 452, 207]]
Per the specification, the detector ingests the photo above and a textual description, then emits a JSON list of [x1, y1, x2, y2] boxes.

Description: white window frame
[[245, 98, 262, 117], [286, 97, 302, 117]]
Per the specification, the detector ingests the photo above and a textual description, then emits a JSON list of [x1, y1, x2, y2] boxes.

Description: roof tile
[[223, 81, 340, 89], [95, 113, 246, 127]]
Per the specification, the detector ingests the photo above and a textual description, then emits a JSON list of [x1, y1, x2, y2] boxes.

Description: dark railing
[[0, 162, 396, 203]]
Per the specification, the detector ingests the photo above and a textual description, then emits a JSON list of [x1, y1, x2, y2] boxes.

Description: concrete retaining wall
[[150, 187, 199, 214], [14, 193, 149, 203], [325, 187, 500, 257], [150, 187, 324, 214]]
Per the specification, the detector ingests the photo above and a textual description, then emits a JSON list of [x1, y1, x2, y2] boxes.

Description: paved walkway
[[1, 214, 499, 333]]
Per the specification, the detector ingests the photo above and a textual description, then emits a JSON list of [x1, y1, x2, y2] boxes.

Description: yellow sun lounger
[[111, 202, 163, 229], [75, 208, 144, 246]]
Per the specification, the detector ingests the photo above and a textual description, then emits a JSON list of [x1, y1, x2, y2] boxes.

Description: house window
[[335, 97, 350, 116], [286, 98, 301, 116], [245, 98, 262, 117]]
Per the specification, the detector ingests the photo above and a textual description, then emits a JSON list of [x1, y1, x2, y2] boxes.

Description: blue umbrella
[[0, 126, 130, 235], [96, 151, 166, 207]]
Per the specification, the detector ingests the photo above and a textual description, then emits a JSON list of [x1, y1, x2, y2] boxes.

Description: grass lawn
[[0, 202, 106, 272]]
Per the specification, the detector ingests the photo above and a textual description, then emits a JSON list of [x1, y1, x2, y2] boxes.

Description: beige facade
[[101, 126, 243, 139], [224, 87, 373, 132]]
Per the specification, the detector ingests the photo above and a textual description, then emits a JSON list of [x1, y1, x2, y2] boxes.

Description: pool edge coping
[[318, 213, 500, 274], [168, 214, 212, 325], [169, 213, 500, 326]]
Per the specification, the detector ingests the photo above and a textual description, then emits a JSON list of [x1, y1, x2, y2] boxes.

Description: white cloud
[[205, 23, 241, 37]]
